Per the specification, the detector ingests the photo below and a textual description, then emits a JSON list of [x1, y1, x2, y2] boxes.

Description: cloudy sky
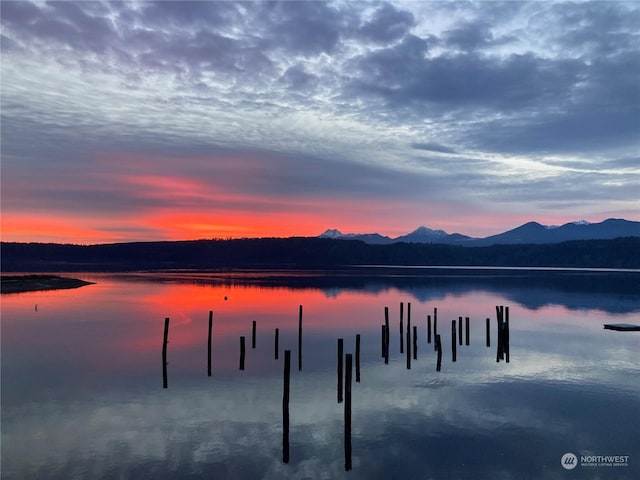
[[1, 1, 639, 244]]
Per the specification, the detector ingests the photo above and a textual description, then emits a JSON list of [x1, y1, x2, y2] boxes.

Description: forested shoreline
[[2, 237, 638, 272]]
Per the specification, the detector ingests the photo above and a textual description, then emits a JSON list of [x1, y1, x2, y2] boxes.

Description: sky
[[1, 0, 639, 244]]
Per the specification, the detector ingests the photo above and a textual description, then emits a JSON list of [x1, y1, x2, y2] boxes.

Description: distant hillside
[[319, 218, 640, 246], [469, 218, 640, 246], [319, 229, 392, 244], [394, 226, 472, 244], [2, 237, 639, 272]]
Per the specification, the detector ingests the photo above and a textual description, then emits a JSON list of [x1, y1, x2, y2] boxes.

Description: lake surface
[[2, 268, 639, 479]]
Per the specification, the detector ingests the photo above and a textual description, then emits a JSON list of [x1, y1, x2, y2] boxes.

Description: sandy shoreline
[[0, 275, 95, 294]]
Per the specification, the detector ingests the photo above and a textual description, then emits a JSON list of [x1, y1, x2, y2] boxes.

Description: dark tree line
[[1, 236, 639, 272]]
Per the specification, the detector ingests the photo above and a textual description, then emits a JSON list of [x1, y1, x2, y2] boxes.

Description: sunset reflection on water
[[2, 270, 639, 479]]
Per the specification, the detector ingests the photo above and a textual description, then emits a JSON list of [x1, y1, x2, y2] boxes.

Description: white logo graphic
[[562, 453, 578, 470]]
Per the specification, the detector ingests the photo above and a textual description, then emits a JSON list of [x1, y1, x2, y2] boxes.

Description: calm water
[[2, 269, 639, 479]]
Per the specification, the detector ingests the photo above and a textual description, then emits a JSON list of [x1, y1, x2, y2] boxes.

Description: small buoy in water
[[224, 296, 228, 301]]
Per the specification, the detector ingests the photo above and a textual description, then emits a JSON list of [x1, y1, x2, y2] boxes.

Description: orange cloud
[[1, 213, 122, 244]]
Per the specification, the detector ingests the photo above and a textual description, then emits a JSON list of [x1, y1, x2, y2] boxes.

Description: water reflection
[[86, 267, 640, 313], [2, 271, 639, 479]]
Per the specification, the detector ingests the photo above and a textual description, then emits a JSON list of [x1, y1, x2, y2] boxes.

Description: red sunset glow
[[4, 205, 632, 245], [5, 161, 631, 245], [6, 274, 632, 377]]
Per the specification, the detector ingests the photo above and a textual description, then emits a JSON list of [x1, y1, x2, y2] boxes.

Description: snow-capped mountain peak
[[318, 218, 638, 246], [319, 229, 345, 239], [412, 226, 447, 237]]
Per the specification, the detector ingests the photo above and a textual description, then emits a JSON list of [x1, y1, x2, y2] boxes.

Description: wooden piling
[[384, 325, 389, 365], [465, 317, 470, 346], [162, 317, 169, 388], [505, 306, 510, 363], [433, 308, 438, 351], [282, 349, 291, 464], [252, 320, 257, 349], [384, 307, 390, 356], [413, 325, 417, 360], [458, 316, 463, 346], [427, 315, 432, 344], [400, 302, 404, 353], [499, 305, 505, 361], [381, 324, 385, 358], [406, 323, 411, 370], [451, 320, 457, 362], [298, 305, 303, 371], [355, 334, 361, 382], [496, 306, 504, 362], [496, 318, 502, 362], [239, 336, 246, 370], [344, 353, 353, 472], [337, 338, 344, 403], [435, 334, 442, 372], [486, 318, 490, 347], [207, 311, 212, 377], [406, 311, 412, 368], [275, 328, 279, 360]]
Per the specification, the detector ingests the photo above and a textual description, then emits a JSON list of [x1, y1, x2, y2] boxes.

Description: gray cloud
[[411, 143, 457, 154], [548, 1, 640, 56], [444, 20, 499, 51], [1, 1, 638, 240], [279, 64, 318, 92], [137, 0, 241, 30], [256, 0, 352, 56], [357, 2, 416, 44], [0, 0, 42, 25], [350, 48, 583, 116]]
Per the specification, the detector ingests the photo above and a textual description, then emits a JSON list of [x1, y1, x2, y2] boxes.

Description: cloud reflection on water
[[1, 271, 638, 479]]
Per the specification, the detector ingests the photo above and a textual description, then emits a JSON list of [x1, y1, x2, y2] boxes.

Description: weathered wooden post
[[458, 316, 463, 346], [207, 311, 213, 377], [496, 306, 504, 362], [451, 320, 457, 362], [505, 306, 510, 363], [239, 336, 246, 370], [275, 328, 279, 360], [381, 324, 386, 358], [486, 318, 490, 347], [344, 353, 353, 472], [400, 302, 404, 353], [427, 314, 432, 344], [413, 325, 417, 360], [407, 308, 412, 368], [162, 317, 169, 388], [435, 334, 442, 371], [384, 306, 390, 357], [355, 334, 361, 382], [282, 349, 291, 464], [465, 317, 470, 346], [298, 305, 303, 371], [406, 323, 411, 370], [384, 325, 389, 365], [252, 320, 257, 349], [433, 307, 438, 351], [337, 338, 344, 403], [499, 305, 505, 361]]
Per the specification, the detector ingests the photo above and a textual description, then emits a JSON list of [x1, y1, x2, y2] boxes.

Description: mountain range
[[318, 218, 640, 246]]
